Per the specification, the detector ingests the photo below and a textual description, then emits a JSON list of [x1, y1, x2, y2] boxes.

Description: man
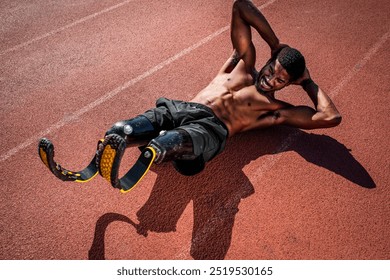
[[96, 0, 341, 189]]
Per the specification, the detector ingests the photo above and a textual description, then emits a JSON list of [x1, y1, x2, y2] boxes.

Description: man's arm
[[218, 50, 242, 74], [231, 0, 281, 73], [274, 77, 342, 129]]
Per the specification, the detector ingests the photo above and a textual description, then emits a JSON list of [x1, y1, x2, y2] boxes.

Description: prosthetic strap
[[38, 138, 102, 182]]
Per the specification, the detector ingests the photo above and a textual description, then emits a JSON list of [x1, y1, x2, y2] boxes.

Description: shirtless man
[[96, 0, 341, 188]]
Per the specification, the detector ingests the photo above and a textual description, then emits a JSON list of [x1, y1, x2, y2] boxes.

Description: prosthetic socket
[[106, 116, 196, 164]]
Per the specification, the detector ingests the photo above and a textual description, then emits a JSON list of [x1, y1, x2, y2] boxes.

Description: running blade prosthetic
[[97, 134, 156, 193], [38, 138, 102, 182]]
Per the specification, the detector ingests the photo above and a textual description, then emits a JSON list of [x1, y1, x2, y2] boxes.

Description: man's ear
[[284, 80, 293, 88]]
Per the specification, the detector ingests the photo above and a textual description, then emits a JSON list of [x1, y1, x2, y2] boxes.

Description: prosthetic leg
[[98, 128, 197, 193], [38, 138, 103, 183], [38, 115, 158, 184], [96, 115, 160, 189]]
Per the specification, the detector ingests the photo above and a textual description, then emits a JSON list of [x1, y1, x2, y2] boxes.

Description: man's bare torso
[[191, 60, 287, 136]]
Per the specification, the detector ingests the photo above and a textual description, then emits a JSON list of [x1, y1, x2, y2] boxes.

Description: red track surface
[[0, 0, 389, 260]]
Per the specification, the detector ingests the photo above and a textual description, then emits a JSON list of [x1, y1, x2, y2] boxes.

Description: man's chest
[[233, 87, 277, 110]]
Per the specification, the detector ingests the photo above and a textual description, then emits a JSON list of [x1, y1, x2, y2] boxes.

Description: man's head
[[256, 47, 306, 93]]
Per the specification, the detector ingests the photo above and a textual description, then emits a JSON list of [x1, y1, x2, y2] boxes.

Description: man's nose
[[265, 75, 275, 86]]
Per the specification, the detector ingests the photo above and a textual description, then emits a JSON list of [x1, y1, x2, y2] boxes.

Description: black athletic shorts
[[142, 97, 229, 175]]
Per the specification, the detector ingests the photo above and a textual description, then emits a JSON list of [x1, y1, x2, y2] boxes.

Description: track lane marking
[[0, 0, 137, 56]]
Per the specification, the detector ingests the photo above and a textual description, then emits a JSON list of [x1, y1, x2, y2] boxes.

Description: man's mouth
[[260, 76, 272, 91]]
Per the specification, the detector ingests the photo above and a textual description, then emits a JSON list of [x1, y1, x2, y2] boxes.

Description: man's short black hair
[[273, 47, 306, 82]]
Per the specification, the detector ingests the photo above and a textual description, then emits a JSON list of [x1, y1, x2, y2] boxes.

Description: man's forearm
[[301, 79, 342, 123], [271, 79, 342, 129], [278, 81, 341, 129], [233, 0, 279, 51]]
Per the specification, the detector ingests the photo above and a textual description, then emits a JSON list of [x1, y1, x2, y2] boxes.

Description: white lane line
[[330, 31, 390, 98], [259, 0, 278, 9], [0, 0, 137, 56], [0, 1, 279, 163]]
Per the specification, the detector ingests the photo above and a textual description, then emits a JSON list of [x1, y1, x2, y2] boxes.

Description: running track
[[0, 0, 389, 260]]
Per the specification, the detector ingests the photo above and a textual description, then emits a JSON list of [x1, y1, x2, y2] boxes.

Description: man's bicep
[[275, 106, 319, 129]]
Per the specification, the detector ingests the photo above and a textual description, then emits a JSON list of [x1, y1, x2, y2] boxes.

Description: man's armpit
[[230, 51, 241, 67]]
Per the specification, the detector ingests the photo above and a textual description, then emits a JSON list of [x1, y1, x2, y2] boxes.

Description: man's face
[[257, 59, 291, 92]]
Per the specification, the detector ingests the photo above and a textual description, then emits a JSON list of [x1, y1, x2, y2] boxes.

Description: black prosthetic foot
[[38, 138, 101, 182]]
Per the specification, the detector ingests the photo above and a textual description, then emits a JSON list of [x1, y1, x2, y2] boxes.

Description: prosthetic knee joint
[[105, 115, 158, 147]]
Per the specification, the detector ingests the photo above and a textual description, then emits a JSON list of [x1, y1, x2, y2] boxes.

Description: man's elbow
[[233, 0, 251, 11], [233, 0, 242, 10], [233, 0, 249, 5], [332, 114, 342, 126], [323, 113, 342, 128]]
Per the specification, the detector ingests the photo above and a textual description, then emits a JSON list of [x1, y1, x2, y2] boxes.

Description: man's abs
[[192, 87, 281, 136]]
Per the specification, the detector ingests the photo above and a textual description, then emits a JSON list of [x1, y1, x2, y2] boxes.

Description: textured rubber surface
[[97, 134, 126, 189]]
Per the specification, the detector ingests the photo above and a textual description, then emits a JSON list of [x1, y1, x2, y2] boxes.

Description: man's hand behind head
[[271, 43, 289, 57], [292, 67, 311, 85]]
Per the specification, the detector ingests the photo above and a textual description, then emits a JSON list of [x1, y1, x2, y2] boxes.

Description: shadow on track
[[88, 213, 137, 260], [89, 126, 375, 259]]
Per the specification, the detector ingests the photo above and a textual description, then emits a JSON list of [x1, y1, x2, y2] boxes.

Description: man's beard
[[254, 69, 266, 94]]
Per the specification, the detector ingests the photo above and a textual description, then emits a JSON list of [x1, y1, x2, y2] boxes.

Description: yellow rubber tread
[[100, 145, 117, 183], [75, 172, 98, 183], [39, 148, 50, 169]]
